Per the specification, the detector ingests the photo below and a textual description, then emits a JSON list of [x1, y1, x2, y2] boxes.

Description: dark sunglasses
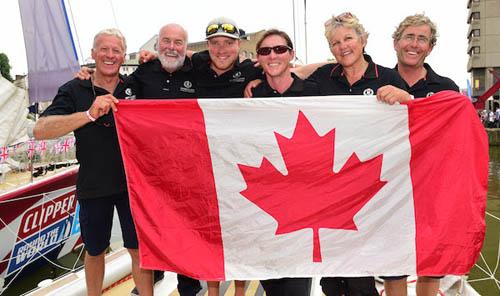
[[256, 45, 292, 56], [206, 23, 237, 36]]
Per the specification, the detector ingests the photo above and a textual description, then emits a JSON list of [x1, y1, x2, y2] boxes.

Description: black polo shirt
[[252, 73, 320, 97], [128, 58, 197, 99], [41, 77, 131, 200], [191, 50, 263, 98], [308, 54, 407, 95], [395, 63, 459, 98]]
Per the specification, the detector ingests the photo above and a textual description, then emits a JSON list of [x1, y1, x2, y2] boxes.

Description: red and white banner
[[115, 91, 488, 281]]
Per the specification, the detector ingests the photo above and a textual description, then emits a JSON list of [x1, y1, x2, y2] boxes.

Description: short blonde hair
[[93, 28, 127, 52], [324, 12, 369, 44], [393, 14, 437, 46]]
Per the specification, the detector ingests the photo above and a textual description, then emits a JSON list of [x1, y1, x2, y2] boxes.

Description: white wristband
[[86, 110, 96, 122]]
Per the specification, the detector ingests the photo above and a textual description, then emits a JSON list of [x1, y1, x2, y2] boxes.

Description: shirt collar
[[330, 54, 378, 79], [394, 63, 440, 85], [261, 73, 304, 94], [77, 74, 125, 93]]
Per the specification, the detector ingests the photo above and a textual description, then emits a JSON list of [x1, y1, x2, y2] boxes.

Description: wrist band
[[86, 110, 96, 122]]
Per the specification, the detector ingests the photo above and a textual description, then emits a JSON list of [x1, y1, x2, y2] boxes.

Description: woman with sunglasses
[[250, 29, 317, 296], [307, 12, 412, 296]]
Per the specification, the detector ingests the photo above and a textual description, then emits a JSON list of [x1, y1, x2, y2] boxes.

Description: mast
[[304, 0, 308, 64]]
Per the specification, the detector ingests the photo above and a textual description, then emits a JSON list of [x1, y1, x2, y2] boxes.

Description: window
[[468, 0, 479, 9], [471, 12, 480, 21], [472, 29, 480, 37], [469, 46, 481, 55], [470, 46, 481, 55]]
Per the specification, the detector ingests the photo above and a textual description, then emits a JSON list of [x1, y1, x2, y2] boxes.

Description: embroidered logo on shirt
[[363, 88, 374, 96], [230, 71, 245, 83], [180, 80, 195, 93], [124, 88, 136, 100]]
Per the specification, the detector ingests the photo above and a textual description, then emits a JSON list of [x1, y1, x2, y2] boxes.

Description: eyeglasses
[[401, 34, 430, 45], [256, 45, 292, 56], [206, 23, 238, 36]]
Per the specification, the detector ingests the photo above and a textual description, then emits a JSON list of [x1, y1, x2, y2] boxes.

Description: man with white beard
[[128, 23, 198, 98], [125, 23, 202, 296]]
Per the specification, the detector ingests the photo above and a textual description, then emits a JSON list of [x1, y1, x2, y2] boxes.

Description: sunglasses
[[206, 23, 238, 36], [256, 45, 292, 56], [90, 79, 115, 128]]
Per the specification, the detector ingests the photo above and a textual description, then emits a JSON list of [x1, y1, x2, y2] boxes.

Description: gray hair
[[93, 28, 127, 52], [393, 14, 438, 46], [158, 23, 189, 46], [324, 12, 369, 44]]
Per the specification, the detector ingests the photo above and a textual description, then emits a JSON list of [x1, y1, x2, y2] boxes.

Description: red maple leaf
[[238, 111, 387, 263]]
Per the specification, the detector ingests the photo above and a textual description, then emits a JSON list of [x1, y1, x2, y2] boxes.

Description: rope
[[0, 194, 83, 295], [0, 184, 76, 204]]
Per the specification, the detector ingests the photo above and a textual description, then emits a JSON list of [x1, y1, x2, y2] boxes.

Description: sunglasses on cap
[[206, 23, 238, 36], [256, 45, 292, 56]]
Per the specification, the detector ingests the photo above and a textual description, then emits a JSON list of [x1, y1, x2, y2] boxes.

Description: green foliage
[[0, 52, 14, 82]]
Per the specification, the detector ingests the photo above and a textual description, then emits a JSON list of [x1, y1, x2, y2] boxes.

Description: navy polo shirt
[[40, 77, 129, 200], [308, 54, 407, 95], [191, 50, 263, 98], [252, 73, 320, 97], [395, 63, 459, 98], [128, 58, 197, 99]]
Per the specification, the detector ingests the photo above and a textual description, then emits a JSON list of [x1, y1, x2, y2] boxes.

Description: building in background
[[137, 30, 267, 63], [467, 0, 500, 102]]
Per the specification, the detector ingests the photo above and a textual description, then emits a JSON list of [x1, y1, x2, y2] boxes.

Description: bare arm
[[33, 112, 91, 140], [291, 62, 330, 79], [244, 79, 263, 98], [34, 94, 119, 140]]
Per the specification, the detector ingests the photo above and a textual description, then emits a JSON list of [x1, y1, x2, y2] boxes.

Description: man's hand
[[244, 79, 262, 98], [376, 85, 412, 105], [88, 94, 119, 119], [74, 66, 93, 80], [139, 50, 157, 64]]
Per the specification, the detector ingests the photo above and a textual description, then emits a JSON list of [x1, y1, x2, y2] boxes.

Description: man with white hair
[[129, 23, 197, 98], [34, 28, 153, 296], [127, 22, 201, 296], [75, 23, 201, 296]]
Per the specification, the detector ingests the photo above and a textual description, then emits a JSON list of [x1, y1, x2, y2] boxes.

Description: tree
[[0, 53, 14, 82]]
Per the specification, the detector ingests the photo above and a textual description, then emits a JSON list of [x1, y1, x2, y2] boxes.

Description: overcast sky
[[0, 0, 470, 88]]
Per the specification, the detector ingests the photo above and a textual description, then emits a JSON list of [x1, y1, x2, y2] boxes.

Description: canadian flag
[[114, 91, 488, 281]]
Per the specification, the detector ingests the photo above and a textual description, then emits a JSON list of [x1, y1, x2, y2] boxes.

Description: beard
[[158, 49, 186, 72]]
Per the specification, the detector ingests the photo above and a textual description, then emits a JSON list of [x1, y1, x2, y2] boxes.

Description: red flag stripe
[[407, 91, 488, 275], [114, 99, 225, 280]]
